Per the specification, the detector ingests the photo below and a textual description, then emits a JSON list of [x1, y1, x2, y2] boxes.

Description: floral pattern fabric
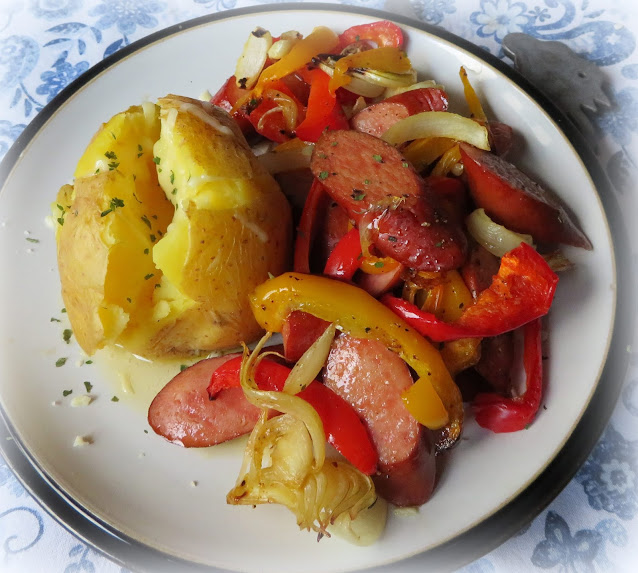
[[1, 0, 637, 572]]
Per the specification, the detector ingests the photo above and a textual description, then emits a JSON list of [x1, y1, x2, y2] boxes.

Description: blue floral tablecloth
[[1, 1, 637, 572]]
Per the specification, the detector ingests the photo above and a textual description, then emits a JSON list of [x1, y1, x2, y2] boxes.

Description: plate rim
[[0, 3, 634, 572]]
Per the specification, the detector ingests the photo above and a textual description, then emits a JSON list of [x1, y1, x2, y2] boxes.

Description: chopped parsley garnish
[[84, 381, 93, 393], [374, 261, 384, 268], [372, 154, 384, 163], [318, 171, 329, 180], [141, 214, 152, 229], [61, 308, 66, 313], [85, 360, 93, 365], [26, 237, 39, 243], [180, 364, 188, 372], [402, 161, 409, 168], [62, 329, 73, 344], [351, 191, 366, 201], [137, 144, 143, 158], [111, 396, 119, 402], [100, 197, 125, 217], [170, 170, 175, 184], [50, 317, 61, 323], [363, 179, 370, 185], [55, 357, 67, 367], [150, 234, 156, 243], [56, 204, 66, 226], [63, 389, 73, 397], [143, 248, 149, 254], [153, 156, 161, 165], [144, 273, 154, 280], [330, 141, 338, 147], [171, 188, 177, 195], [105, 151, 119, 170], [388, 236, 398, 242]]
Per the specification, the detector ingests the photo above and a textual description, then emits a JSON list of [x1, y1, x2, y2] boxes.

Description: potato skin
[[55, 97, 292, 358]]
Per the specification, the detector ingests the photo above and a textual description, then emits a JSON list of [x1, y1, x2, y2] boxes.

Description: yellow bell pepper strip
[[431, 143, 462, 176], [253, 26, 339, 96], [403, 137, 456, 171], [419, 269, 474, 322], [250, 273, 464, 446], [459, 66, 487, 122], [329, 46, 412, 93]]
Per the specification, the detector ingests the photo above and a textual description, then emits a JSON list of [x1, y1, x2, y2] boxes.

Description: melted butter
[[92, 345, 250, 458], [94, 345, 198, 414]]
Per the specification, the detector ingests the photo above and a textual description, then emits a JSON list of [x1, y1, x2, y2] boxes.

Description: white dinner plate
[[0, 4, 633, 573]]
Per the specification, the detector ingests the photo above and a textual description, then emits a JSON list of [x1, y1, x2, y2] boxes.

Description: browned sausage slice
[[460, 242, 501, 300], [148, 354, 260, 447], [486, 121, 513, 157], [351, 87, 449, 138], [323, 335, 436, 507], [459, 143, 592, 249], [474, 332, 515, 393], [311, 130, 467, 271]]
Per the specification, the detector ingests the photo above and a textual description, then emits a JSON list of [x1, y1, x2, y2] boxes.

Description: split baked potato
[[54, 95, 292, 358]]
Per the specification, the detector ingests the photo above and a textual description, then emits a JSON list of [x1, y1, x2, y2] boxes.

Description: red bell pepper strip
[[209, 75, 254, 137], [472, 318, 543, 432], [293, 179, 327, 273], [244, 79, 304, 143], [323, 227, 361, 281], [282, 310, 331, 362], [208, 356, 378, 475], [382, 243, 558, 342], [295, 69, 349, 143], [337, 21, 404, 50]]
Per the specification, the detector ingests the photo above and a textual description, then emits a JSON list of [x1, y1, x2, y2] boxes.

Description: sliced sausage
[[351, 87, 449, 138], [459, 143, 592, 249], [424, 175, 469, 226], [474, 332, 515, 393], [486, 121, 513, 157], [148, 354, 260, 447], [311, 130, 467, 271], [323, 335, 436, 507], [460, 242, 501, 299], [311, 129, 424, 215]]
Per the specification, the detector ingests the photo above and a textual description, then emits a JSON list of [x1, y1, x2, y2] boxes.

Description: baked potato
[[54, 96, 292, 358]]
